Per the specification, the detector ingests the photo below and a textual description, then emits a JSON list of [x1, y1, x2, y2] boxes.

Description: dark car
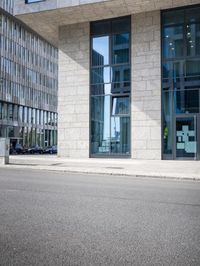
[[44, 145, 57, 154], [15, 143, 24, 154], [28, 145, 44, 154]]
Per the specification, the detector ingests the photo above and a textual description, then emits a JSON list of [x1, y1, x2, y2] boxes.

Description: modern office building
[[14, 0, 200, 160], [0, 0, 58, 149]]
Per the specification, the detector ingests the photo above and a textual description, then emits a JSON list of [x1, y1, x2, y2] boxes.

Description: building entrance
[[162, 5, 200, 160], [175, 115, 200, 160]]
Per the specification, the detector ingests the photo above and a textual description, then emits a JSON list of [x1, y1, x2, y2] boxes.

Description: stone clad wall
[[58, 22, 90, 158], [58, 12, 162, 159], [131, 11, 161, 159]]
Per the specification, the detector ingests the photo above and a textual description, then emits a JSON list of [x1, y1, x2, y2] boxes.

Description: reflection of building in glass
[[0, 1, 58, 149], [162, 6, 200, 160], [91, 16, 131, 156], [12, 0, 200, 160]]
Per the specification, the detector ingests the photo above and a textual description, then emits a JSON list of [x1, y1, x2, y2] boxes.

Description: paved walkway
[[1, 155, 199, 180]]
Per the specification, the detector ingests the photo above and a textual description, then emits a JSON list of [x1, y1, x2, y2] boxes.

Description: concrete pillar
[[0, 138, 10, 164]]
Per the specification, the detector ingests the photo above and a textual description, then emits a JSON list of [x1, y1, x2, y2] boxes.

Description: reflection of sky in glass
[[103, 67, 110, 83], [93, 36, 109, 65], [103, 96, 110, 140], [111, 117, 120, 140], [104, 84, 111, 94]]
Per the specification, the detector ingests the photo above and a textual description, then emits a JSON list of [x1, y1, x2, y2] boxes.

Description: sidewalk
[[1, 155, 199, 180]]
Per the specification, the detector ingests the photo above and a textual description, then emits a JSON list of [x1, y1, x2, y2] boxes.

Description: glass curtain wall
[[162, 6, 200, 160], [90, 16, 131, 157]]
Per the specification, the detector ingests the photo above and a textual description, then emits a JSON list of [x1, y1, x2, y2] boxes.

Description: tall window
[[162, 6, 200, 160], [90, 16, 131, 157]]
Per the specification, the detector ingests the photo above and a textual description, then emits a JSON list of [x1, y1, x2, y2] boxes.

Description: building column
[[131, 11, 162, 159], [58, 22, 90, 158]]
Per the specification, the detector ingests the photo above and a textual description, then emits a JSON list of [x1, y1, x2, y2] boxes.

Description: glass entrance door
[[175, 116, 197, 159]]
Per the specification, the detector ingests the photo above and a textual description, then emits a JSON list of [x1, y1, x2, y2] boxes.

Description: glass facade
[[0, 0, 14, 14], [90, 16, 131, 157], [162, 6, 200, 160], [0, 5, 58, 149]]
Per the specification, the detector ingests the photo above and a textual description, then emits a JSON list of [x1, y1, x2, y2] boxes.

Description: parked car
[[28, 145, 44, 154], [15, 143, 24, 154], [44, 145, 57, 154]]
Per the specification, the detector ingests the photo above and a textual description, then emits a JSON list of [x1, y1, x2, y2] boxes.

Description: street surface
[[0, 169, 200, 266]]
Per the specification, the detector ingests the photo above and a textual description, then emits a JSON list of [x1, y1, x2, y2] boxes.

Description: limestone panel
[[58, 22, 90, 158], [131, 11, 161, 160]]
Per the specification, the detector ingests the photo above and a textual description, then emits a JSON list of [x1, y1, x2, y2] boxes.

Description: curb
[[1, 164, 200, 181]]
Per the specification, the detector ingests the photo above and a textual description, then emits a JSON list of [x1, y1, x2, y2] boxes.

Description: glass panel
[[110, 117, 130, 154], [111, 66, 130, 93], [92, 36, 109, 66], [112, 33, 129, 64], [32, 128, 36, 146], [112, 97, 129, 115], [91, 84, 111, 96], [112, 66, 130, 82], [24, 127, 28, 148], [2, 103, 7, 120], [186, 7, 200, 23], [163, 26, 184, 58], [18, 106, 23, 122], [112, 17, 131, 33], [162, 62, 171, 83], [173, 62, 181, 80], [91, 21, 111, 36], [0, 102, 2, 120], [8, 126, 14, 138], [8, 104, 13, 120], [91, 96, 110, 154], [13, 105, 18, 121], [163, 91, 173, 155], [90, 16, 131, 157], [32, 109, 36, 124], [186, 23, 200, 56], [24, 107, 27, 123], [175, 90, 199, 114], [162, 10, 184, 26], [185, 60, 200, 79], [176, 117, 196, 158], [28, 108, 32, 124], [91, 67, 110, 84]]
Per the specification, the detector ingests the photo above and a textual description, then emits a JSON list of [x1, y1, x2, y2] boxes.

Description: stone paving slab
[[0, 155, 199, 181]]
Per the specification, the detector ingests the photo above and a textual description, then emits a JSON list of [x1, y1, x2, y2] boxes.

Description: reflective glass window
[[111, 117, 130, 154], [91, 20, 110, 36], [163, 26, 184, 58], [185, 60, 200, 78], [175, 89, 199, 114], [162, 91, 173, 155], [92, 36, 109, 66], [90, 16, 131, 157], [91, 95, 110, 154], [162, 10, 184, 26], [112, 97, 129, 115], [0, 102, 2, 119], [186, 23, 200, 56], [186, 7, 200, 23], [8, 104, 13, 120], [112, 33, 129, 64], [18, 106, 23, 122], [91, 67, 110, 84]]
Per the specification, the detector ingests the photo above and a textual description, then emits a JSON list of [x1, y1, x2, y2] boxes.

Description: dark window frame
[[161, 4, 200, 160], [90, 16, 131, 158], [25, 0, 45, 4]]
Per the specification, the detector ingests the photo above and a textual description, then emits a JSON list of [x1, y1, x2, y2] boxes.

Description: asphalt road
[[0, 169, 200, 266]]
